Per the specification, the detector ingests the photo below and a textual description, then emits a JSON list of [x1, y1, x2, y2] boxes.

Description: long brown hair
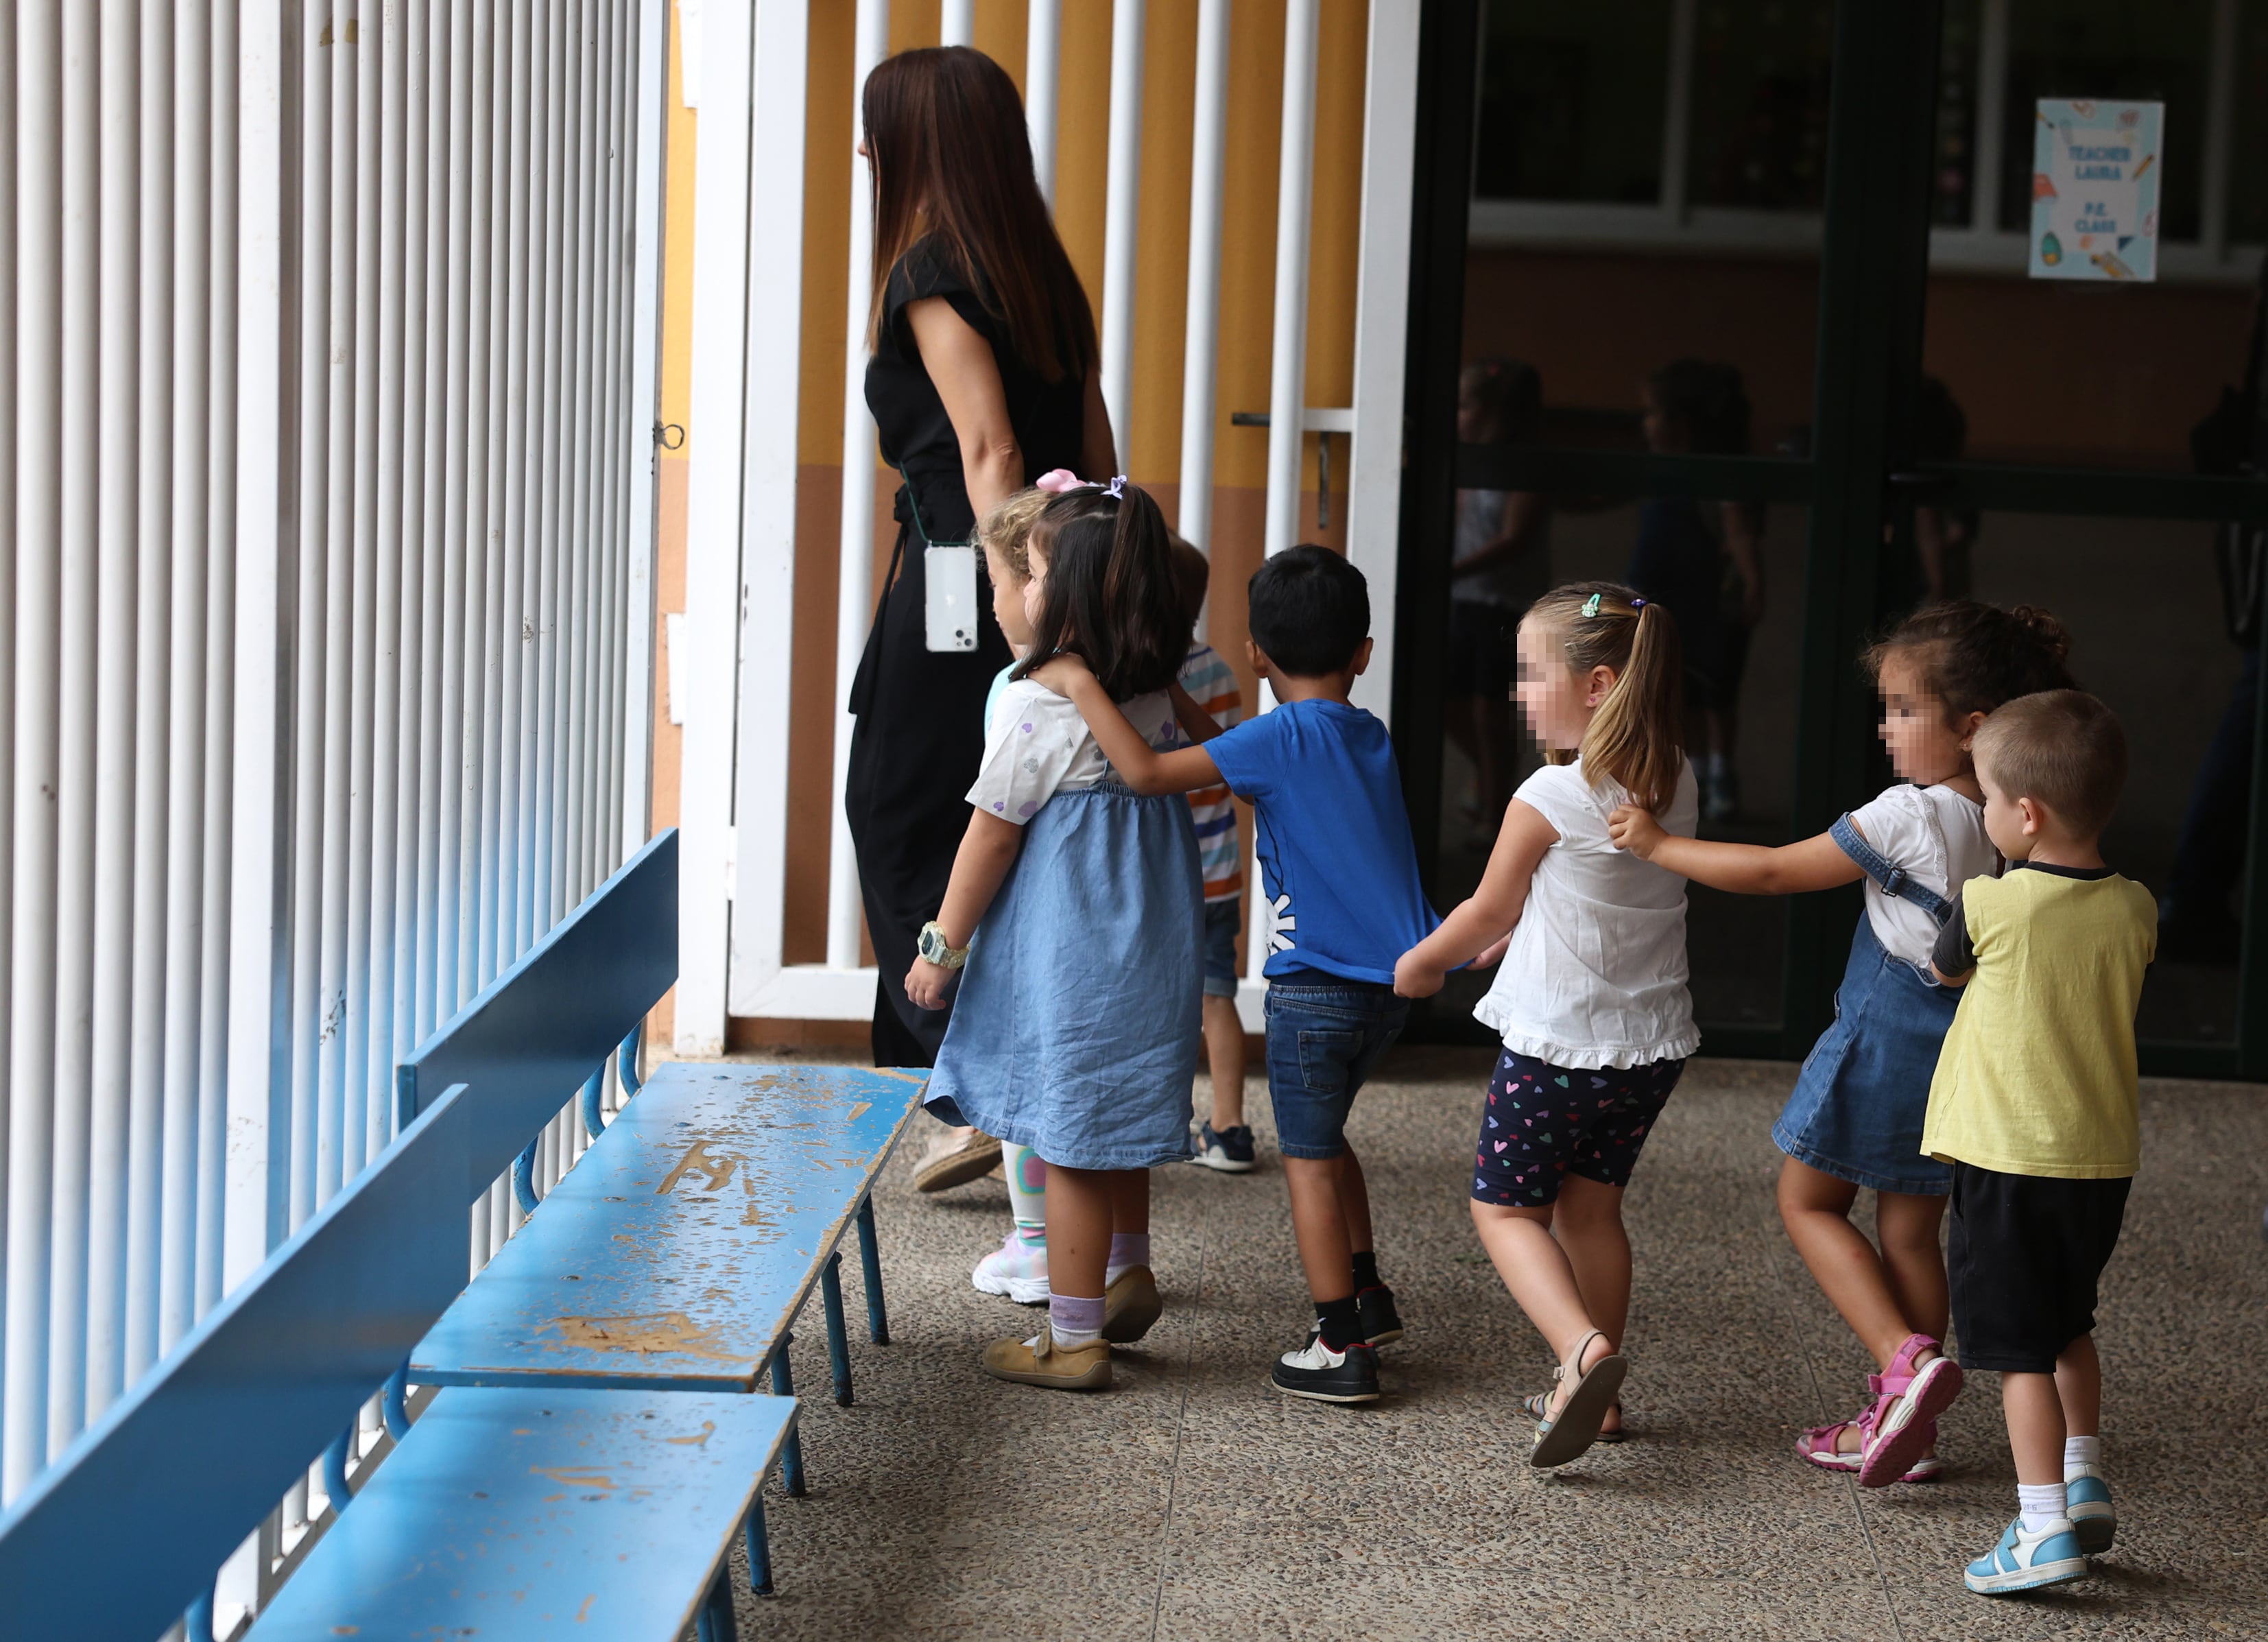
[[1526, 581, 1686, 812], [863, 47, 1098, 383], [1012, 484, 1183, 702]]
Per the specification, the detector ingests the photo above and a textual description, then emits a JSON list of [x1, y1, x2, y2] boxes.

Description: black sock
[[1315, 1294, 1363, 1351], [1350, 1250, 1381, 1292]]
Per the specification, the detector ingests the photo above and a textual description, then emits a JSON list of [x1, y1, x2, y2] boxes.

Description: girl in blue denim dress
[[905, 481, 1202, 1394], [1609, 601, 2073, 1486]]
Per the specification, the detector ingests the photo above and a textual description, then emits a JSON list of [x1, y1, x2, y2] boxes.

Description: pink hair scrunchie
[[1033, 468, 1084, 494]]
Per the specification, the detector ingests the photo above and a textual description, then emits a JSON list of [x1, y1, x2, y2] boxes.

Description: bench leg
[[744, 1491, 775, 1597], [820, 1252, 854, 1407], [769, 1335, 808, 1497], [855, 1195, 889, 1345], [697, 1573, 739, 1642]]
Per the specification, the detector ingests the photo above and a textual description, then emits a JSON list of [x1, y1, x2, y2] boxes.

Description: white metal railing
[[697, 1, 1420, 1044], [0, 10, 665, 1623]]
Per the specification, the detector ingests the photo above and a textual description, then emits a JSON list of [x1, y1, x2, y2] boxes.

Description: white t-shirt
[[1843, 782, 1999, 968], [1473, 755, 1701, 1069], [965, 679, 1178, 824]]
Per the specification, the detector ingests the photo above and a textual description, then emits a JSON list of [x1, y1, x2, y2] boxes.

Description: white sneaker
[[971, 1230, 1049, 1304]]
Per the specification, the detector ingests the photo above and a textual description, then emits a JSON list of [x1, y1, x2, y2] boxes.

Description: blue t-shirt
[[1202, 698, 1439, 984]]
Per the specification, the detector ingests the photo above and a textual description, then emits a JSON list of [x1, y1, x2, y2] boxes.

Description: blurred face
[[1457, 382, 1496, 444], [986, 543, 1033, 650], [1876, 652, 1970, 786], [1515, 619, 1613, 752]]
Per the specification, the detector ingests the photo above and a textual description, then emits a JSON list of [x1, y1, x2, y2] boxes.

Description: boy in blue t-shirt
[[1038, 546, 1440, 1404]]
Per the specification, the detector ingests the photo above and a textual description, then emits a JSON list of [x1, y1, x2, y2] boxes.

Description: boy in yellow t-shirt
[[1926, 691, 2156, 1598]]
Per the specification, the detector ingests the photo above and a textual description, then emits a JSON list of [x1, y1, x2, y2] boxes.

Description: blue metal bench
[[395, 831, 924, 1497], [409, 1061, 923, 1492], [0, 1079, 796, 1642]]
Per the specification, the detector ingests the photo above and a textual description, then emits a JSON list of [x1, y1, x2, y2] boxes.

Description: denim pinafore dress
[[923, 779, 1204, 1171], [1771, 814, 1962, 1195]]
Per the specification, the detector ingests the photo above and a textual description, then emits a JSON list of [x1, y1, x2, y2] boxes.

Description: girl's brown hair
[[1863, 601, 2075, 732], [977, 488, 1049, 582], [863, 47, 1098, 383], [1525, 581, 1686, 811], [1013, 484, 1182, 702]]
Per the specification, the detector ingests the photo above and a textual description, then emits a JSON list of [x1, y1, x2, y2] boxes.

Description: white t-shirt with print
[[964, 679, 1178, 824], [1843, 782, 1998, 969], [1473, 755, 1701, 1069]]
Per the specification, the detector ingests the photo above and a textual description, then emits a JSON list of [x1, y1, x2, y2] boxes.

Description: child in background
[[1396, 584, 1695, 1468], [1039, 547, 1439, 1405], [1927, 691, 2154, 1597], [1608, 602, 2075, 1487], [909, 480, 1202, 1392], [1168, 536, 1254, 1173], [961, 484, 1058, 1302]]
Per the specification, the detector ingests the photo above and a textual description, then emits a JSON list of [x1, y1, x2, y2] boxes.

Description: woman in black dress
[[848, 47, 1116, 1184]]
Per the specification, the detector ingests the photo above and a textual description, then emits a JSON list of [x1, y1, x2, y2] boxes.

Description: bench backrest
[[0, 1084, 475, 1642], [397, 828, 678, 1203]]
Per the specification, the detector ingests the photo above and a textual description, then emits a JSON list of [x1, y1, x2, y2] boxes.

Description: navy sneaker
[[1272, 1333, 1380, 1403], [1357, 1284, 1404, 1346], [1191, 1122, 1256, 1173]]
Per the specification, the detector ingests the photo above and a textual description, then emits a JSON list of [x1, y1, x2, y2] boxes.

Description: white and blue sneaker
[[2064, 1465, 2115, 1554], [1963, 1516, 2089, 1596]]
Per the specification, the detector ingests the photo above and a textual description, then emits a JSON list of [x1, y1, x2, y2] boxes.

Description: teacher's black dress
[[848, 238, 1086, 1067]]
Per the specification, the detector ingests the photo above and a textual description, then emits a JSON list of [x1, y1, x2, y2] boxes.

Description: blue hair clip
[[1581, 593, 1602, 619]]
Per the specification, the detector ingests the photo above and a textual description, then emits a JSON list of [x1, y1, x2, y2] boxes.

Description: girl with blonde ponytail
[[1396, 580, 1700, 1468]]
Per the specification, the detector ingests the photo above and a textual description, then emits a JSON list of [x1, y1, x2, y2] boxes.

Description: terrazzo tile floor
[[714, 1049, 2268, 1640]]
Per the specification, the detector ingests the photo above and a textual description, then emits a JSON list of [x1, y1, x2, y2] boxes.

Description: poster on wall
[[2030, 99, 2162, 282]]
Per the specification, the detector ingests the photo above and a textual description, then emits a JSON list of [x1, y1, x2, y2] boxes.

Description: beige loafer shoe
[[981, 1329, 1112, 1391], [1101, 1265, 1164, 1344], [914, 1128, 1003, 1193]]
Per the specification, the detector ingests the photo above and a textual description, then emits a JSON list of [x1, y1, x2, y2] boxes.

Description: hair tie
[[1631, 597, 1645, 609], [1034, 468, 1084, 494], [1103, 474, 1129, 500], [1581, 593, 1602, 619]]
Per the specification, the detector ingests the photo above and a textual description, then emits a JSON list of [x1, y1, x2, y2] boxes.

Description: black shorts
[[1947, 1161, 2130, 1374]]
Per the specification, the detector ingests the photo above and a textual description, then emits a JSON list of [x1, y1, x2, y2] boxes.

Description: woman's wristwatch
[[916, 920, 968, 970]]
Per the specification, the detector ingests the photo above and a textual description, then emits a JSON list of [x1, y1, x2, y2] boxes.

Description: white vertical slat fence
[[711, 0, 1420, 1037], [0, 10, 668, 1597]]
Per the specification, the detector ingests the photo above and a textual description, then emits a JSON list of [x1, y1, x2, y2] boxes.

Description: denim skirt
[[924, 781, 1203, 1170], [1772, 918, 1957, 1195]]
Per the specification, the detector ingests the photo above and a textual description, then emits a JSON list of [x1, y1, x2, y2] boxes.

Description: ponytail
[[1527, 580, 1686, 812], [1014, 479, 1184, 700]]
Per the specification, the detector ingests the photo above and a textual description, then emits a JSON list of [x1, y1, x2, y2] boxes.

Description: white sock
[[2016, 1482, 2066, 1534], [2063, 1435, 2101, 1476]]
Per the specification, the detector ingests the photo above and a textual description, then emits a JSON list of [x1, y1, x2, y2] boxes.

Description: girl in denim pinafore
[[904, 481, 1203, 1395], [1609, 601, 2074, 1487]]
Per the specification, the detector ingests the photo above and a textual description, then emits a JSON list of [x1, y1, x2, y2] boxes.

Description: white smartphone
[[924, 543, 980, 653]]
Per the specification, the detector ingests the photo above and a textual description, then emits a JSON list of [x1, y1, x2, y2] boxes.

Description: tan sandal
[[1529, 1329, 1627, 1468]]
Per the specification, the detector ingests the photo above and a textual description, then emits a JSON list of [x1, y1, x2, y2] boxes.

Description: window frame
[[1469, 0, 2261, 285]]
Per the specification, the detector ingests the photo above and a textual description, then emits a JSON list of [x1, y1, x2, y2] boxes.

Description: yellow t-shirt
[[1922, 866, 2156, 1179]]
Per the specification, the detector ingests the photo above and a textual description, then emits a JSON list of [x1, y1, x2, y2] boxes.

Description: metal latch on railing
[[1231, 407, 1355, 529]]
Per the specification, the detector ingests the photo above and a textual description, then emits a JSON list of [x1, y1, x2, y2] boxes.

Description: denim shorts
[[1262, 975, 1409, 1159], [1202, 896, 1242, 999]]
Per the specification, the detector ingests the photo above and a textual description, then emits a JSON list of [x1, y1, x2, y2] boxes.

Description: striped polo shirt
[[1176, 643, 1245, 903]]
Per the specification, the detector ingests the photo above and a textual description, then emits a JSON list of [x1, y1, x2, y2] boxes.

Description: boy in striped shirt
[[1171, 538, 1254, 1172]]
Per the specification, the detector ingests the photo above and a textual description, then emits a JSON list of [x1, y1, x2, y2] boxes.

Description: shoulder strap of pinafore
[[1829, 811, 1953, 925]]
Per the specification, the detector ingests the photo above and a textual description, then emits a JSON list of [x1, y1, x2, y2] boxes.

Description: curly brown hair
[[1863, 601, 2075, 728]]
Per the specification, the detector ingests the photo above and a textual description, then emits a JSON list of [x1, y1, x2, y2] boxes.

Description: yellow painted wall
[[656, 0, 1372, 1014]]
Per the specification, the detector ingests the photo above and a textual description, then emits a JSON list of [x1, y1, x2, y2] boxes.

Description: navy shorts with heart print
[[1470, 1048, 1684, 1206]]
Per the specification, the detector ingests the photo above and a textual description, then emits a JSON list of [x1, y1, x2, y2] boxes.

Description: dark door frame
[[1395, 0, 2268, 1080]]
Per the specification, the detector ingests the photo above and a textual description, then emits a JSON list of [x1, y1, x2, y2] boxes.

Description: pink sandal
[[1795, 1405, 1942, 1482], [1856, 1334, 1963, 1488]]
